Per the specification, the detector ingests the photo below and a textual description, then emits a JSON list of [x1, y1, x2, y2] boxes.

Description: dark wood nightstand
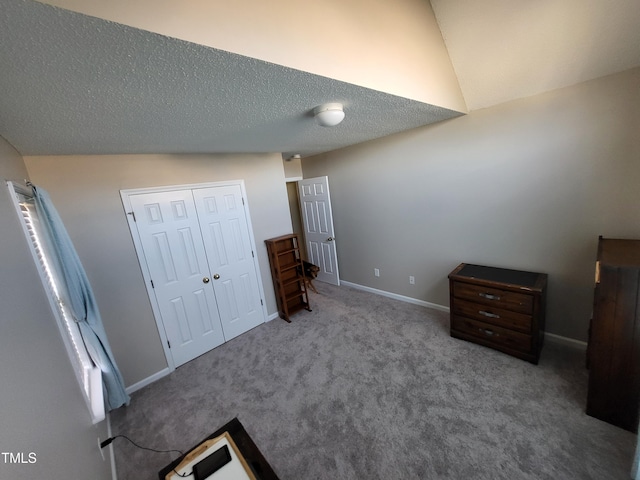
[[448, 263, 547, 364]]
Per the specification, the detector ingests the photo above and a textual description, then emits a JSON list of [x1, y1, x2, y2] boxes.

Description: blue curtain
[[33, 186, 130, 411]]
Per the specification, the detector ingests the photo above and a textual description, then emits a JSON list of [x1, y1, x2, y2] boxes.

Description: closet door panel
[[193, 185, 264, 340], [129, 190, 224, 367]]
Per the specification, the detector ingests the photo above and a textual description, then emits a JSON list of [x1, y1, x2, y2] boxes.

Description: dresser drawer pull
[[479, 328, 498, 337], [479, 292, 501, 300], [479, 310, 500, 319]]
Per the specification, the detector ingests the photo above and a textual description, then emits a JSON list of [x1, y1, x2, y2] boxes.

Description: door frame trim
[[120, 180, 269, 373]]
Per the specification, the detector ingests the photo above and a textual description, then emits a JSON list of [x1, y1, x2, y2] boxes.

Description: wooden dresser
[[448, 263, 547, 364], [586, 236, 640, 432]]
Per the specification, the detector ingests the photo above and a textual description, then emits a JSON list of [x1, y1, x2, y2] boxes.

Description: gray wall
[[0, 138, 111, 479], [24, 153, 292, 387], [302, 68, 640, 342]]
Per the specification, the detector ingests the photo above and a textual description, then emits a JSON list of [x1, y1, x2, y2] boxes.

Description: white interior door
[[129, 190, 225, 367], [298, 176, 340, 285], [193, 185, 264, 340]]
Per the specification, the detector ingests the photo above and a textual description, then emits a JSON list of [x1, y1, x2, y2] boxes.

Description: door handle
[[203, 277, 210, 284], [213, 274, 220, 280], [327, 237, 334, 242]]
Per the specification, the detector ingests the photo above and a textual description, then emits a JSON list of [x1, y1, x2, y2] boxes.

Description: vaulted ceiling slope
[[431, 0, 640, 111], [0, 0, 463, 157]]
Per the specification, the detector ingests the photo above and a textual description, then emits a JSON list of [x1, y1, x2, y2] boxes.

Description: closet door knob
[[213, 274, 221, 280], [202, 277, 210, 284]]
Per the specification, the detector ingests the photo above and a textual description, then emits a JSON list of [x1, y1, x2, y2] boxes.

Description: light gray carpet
[[110, 282, 636, 479]]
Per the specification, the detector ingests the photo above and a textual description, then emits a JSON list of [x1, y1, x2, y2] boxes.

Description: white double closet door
[[125, 183, 265, 368]]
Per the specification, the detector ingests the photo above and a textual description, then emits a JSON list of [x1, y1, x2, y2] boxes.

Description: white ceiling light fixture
[[313, 103, 345, 127]]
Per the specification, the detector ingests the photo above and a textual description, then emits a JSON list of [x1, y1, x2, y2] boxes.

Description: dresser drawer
[[452, 298, 532, 333], [452, 281, 533, 314], [451, 315, 533, 354]]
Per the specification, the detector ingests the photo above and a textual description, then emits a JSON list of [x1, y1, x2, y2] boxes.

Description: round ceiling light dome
[[313, 103, 345, 127]]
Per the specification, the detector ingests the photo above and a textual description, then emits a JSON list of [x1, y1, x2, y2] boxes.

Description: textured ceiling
[[0, 0, 461, 157], [431, 0, 640, 111], [2, 0, 638, 158]]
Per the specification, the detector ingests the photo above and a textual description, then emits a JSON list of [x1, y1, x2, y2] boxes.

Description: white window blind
[[8, 182, 105, 423]]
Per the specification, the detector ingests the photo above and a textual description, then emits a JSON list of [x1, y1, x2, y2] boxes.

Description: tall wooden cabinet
[[586, 236, 640, 432], [265, 234, 311, 322]]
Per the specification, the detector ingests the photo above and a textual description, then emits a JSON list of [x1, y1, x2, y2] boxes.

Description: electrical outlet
[[374, 268, 380, 277], [409, 276, 415, 285]]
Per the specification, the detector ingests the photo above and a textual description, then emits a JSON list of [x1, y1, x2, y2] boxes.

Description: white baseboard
[[544, 332, 588, 350], [267, 311, 280, 321], [125, 367, 171, 395], [339, 281, 588, 349], [339, 280, 450, 313]]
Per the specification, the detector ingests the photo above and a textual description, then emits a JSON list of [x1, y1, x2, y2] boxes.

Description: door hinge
[[127, 211, 136, 222], [260, 299, 264, 306], [242, 197, 245, 205], [150, 279, 154, 288], [252, 250, 255, 258], [167, 340, 171, 349]]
